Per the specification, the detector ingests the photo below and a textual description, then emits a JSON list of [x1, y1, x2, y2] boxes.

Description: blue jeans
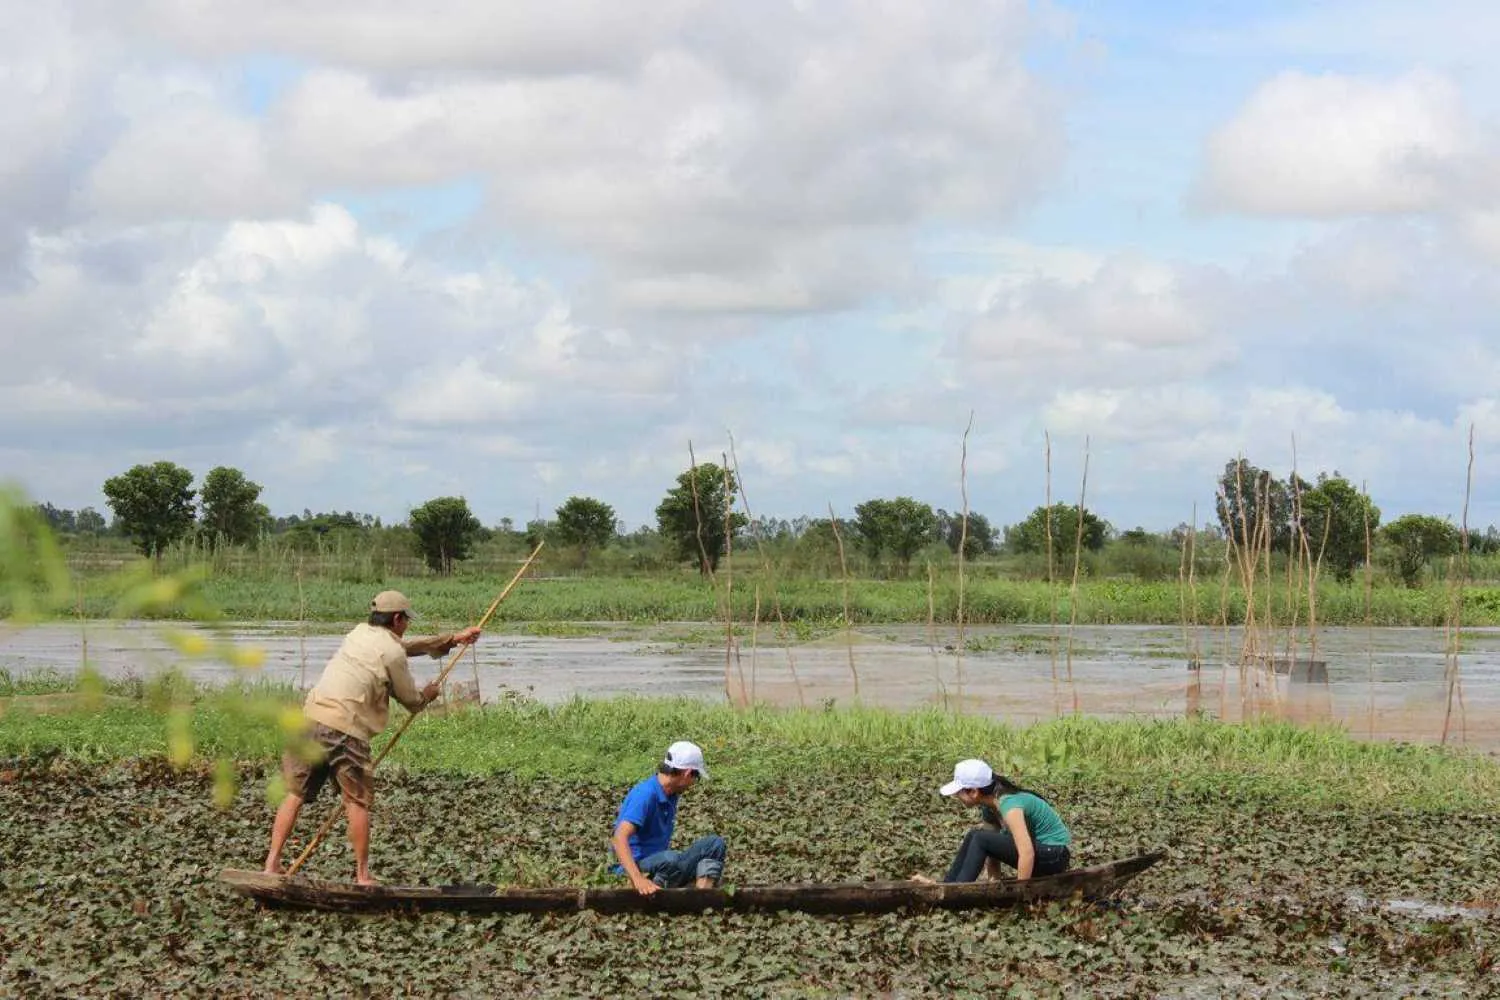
[[638, 835, 727, 887]]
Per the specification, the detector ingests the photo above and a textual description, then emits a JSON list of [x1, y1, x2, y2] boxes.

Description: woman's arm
[[1002, 807, 1036, 881]]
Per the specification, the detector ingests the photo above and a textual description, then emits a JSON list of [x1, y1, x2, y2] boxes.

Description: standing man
[[263, 590, 480, 884], [610, 740, 727, 895]]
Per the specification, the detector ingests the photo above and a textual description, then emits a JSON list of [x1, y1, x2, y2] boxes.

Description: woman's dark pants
[[943, 828, 1070, 883]]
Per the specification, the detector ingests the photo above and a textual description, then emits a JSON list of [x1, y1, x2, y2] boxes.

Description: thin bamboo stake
[[1180, 503, 1200, 718], [1063, 436, 1089, 716], [721, 457, 746, 708], [726, 433, 806, 708], [469, 640, 482, 706], [956, 412, 974, 713], [296, 559, 308, 690], [285, 543, 544, 877], [828, 503, 860, 699], [927, 561, 948, 710], [1214, 487, 1233, 720], [1362, 486, 1375, 739], [750, 585, 761, 705], [1441, 425, 1475, 745], [1044, 432, 1060, 717]]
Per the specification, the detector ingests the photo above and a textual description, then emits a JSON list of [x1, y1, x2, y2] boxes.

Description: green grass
[[26, 569, 1500, 627], [3, 675, 1497, 811]]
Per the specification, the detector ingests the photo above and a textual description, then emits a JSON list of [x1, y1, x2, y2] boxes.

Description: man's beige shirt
[[303, 623, 455, 740]]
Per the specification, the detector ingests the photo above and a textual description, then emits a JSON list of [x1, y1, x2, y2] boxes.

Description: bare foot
[[909, 873, 936, 884], [356, 874, 381, 887]]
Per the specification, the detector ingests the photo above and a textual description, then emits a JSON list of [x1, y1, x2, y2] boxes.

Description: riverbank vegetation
[[4, 682, 1500, 996]]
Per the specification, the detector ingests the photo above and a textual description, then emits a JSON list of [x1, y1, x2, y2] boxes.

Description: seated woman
[[915, 758, 1071, 883]]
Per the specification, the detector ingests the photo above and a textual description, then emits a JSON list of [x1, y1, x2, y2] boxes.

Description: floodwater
[[3, 620, 1498, 749]]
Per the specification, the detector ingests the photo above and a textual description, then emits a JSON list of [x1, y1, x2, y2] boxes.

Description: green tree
[[935, 509, 998, 560], [75, 507, 106, 535], [654, 463, 746, 575], [1381, 513, 1459, 587], [553, 496, 617, 566], [408, 496, 482, 575], [1004, 504, 1110, 558], [33, 502, 75, 533], [854, 497, 938, 573], [1215, 458, 1298, 553], [102, 461, 197, 562], [200, 466, 269, 546], [1298, 473, 1380, 581], [523, 518, 552, 551]]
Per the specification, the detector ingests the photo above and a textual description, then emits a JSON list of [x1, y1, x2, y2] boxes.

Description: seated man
[[610, 740, 726, 895]]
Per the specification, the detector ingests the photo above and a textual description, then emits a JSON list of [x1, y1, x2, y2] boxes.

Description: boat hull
[[221, 850, 1164, 915]]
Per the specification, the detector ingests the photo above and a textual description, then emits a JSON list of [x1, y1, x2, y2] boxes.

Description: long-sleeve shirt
[[302, 623, 457, 740]]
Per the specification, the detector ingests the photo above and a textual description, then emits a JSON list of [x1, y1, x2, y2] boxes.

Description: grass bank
[[32, 571, 1500, 627], [3, 676, 1498, 811]]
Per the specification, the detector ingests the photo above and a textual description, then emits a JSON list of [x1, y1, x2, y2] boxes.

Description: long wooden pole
[[285, 543, 544, 876]]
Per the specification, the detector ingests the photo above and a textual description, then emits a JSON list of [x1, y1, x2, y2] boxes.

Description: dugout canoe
[[220, 850, 1164, 915]]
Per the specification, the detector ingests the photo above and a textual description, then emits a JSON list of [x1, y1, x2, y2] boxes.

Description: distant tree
[[1298, 473, 1380, 581], [1004, 504, 1110, 558], [1381, 514, 1459, 587], [553, 496, 617, 566], [102, 461, 197, 562], [1474, 526, 1500, 557], [853, 497, 938, 573], [655, 463, 747, 575], [1119, 527, 1154, 546], [935, 509, 998, 560], [199, 466, 269, 547], [408, 496, 482, 575], [1215, 458, 1302, 554], [75, 507, 106, 535], [524, 518, 552, 551], [33, 502, 76, 534]]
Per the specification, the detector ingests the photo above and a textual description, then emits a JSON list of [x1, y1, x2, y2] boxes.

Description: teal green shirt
[[981, 792, 1071, 847]]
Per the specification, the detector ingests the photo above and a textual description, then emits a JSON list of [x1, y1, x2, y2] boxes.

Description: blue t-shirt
[[613, 774, 678, 864]]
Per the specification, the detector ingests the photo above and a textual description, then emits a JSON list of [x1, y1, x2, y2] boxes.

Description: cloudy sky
[[3, 0, 1498, 533]]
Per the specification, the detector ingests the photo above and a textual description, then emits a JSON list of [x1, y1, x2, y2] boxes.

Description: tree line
[[33, 457, 1500, 584]]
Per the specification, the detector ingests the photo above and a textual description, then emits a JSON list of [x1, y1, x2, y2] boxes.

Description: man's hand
[[630, 874, 660, 897], [453, 626, 482, 646], [421, 681, 442, 705]]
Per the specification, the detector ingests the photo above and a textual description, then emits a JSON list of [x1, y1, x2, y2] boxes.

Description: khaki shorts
[[282, 723, 374, 808]]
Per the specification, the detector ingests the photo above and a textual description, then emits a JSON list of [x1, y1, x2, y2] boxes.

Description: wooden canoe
[[220, 849, 1164, 915]]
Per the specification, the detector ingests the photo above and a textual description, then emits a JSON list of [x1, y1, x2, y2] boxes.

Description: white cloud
[[1201, 71, 1474, 216], [108, 0, 698, 76], [952, 256, 1224, 391]]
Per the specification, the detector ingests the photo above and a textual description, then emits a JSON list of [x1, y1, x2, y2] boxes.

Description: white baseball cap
[[664, 740, 709, 778], [939, 758, 994, 796]]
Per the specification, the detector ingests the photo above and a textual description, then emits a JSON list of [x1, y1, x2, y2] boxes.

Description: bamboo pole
[[956, 413, 973, 713], [828, 503, 859, 699], [1441, 425, 1475, 745], [285, 543, 544, 877], [1063, 436, 1089, 716]]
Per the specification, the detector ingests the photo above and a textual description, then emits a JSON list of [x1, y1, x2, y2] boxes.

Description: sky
[[2, 0, 1498, 533]]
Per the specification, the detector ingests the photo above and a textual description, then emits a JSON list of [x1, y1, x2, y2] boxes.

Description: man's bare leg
[[263, 793, 305, 874], [346, 796, 376, 885]]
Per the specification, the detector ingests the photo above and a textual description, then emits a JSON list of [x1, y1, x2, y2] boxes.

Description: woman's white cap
[[939, 758, 994, 796]]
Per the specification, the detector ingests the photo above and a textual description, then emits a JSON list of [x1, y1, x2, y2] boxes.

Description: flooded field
[[3, 620, 1497, 749]]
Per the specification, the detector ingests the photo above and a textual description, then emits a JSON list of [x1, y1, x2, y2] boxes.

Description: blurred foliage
[[0, 483, 294, 809]]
